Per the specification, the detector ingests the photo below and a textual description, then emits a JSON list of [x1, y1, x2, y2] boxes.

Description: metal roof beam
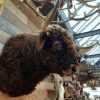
[[96, 59, 100, 65], [60, 4, 84, 35], [74, 29, 100, 39], [60, 11, 74, 34], [84, 54, 100, 59], [72, 8, 94, 29]]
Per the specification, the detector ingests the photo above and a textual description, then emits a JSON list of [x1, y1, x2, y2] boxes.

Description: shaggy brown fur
[[0, 25, 79, 97]]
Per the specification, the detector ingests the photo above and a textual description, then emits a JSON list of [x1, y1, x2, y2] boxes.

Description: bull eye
[[53, 41, 62, 50], [44, 37, 53, 49]]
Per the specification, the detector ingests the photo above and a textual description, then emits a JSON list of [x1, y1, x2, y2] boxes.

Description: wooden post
[[0, 0, 40, 37], [11, 0, 43, 29]]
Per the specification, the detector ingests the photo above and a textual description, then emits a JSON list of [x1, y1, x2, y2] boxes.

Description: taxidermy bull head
[[0, 0, 79, 97], [0, 0, 98, 97]]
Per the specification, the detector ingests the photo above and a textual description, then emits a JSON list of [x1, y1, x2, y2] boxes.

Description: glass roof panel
[[62, 0, 100, 65]]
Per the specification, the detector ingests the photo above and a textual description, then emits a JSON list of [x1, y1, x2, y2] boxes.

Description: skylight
[[62, 0, 100, 65]]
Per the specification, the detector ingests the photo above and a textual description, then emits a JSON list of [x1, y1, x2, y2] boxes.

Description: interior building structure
[[0, 0, 100, 100]]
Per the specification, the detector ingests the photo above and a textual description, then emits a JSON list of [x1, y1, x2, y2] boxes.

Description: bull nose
[[71, 64, 79, 72]]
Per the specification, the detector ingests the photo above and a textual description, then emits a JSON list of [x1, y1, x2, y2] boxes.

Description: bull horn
[[75, 41, 99, 56], [41, 0, 59, 31]]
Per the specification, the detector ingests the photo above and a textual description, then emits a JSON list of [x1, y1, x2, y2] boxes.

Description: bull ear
[[75, 42, 99, 56]]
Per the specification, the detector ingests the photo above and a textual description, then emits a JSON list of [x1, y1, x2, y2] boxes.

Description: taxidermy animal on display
[[0, 23, 79, 97], [0, 0, 95, 97]]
